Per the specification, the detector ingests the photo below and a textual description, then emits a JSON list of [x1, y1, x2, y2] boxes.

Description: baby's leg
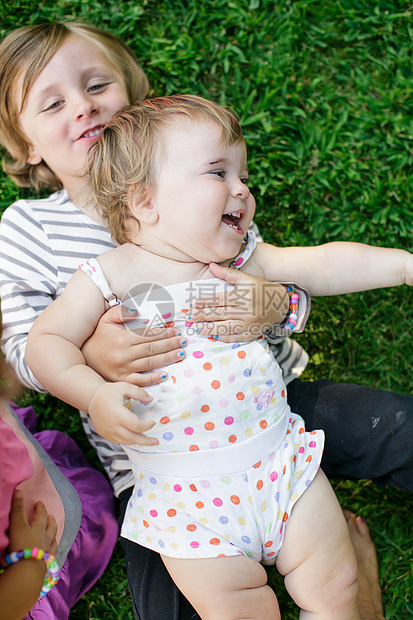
[[161, 553, 280, 620], [276, 469, 360, 619]]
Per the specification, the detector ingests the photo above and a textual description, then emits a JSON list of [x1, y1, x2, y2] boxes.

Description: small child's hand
[[7, 490, 58, 557], [0, 491, 58, 619], [88, 382, 159, 446]]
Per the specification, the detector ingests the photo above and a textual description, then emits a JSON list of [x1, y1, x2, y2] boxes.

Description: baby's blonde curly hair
[[87, 94, 244, 245]]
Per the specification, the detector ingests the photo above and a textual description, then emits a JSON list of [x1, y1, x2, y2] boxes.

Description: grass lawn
[[1, 1, 412, 617]]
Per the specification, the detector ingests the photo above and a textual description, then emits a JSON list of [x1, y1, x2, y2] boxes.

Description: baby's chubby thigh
[[275, 469, 359, 619], [161, 553, 281, 620]]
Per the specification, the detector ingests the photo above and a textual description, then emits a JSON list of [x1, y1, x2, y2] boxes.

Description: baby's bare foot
[[343, 509, 385, 620]]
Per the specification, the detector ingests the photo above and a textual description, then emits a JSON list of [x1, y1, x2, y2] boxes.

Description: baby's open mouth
[[222, 211, 244, 232]]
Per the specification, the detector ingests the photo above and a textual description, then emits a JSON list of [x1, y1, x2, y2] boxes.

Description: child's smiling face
[[147, 118, 256, 265], [18, 35, 129, 196]]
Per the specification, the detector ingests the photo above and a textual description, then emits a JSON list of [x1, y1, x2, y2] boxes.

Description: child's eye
[[240, 177, 249, 185], [42, 100, 63, 112], [88, 82, 110, 93]]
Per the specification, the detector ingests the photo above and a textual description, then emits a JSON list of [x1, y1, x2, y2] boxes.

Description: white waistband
[[123, 408, 289, 478]]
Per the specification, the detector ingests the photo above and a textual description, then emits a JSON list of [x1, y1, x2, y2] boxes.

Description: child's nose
[[72, 94, 98, 120]]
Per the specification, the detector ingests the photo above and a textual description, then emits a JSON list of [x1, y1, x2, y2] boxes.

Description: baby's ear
[[128, 186, 158, 225], [26, 143, 42, 165]]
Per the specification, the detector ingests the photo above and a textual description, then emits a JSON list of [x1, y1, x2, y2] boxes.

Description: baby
[[26, 95, 412, 619]]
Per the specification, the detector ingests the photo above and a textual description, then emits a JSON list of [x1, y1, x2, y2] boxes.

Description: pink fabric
[[1, 402, 118, 619], [19, 425, 118, 619], [0, 416, 33, 555], [0, 404, 66, 547]]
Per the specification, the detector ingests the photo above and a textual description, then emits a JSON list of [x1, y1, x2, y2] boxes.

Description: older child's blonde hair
[[0, 22, 149, 191], [88, 94, 244, 245]]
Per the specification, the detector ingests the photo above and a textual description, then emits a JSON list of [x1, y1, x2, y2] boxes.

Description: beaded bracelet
[[0, 548, 60, 598], [281, 285, 299, 330]]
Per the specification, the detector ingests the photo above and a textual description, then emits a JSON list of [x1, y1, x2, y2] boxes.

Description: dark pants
[[118, 378, 413, 620]]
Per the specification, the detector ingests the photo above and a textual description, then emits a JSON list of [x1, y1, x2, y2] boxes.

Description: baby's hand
[[7, 490, 58, 557], [88, 382, 159, 446]]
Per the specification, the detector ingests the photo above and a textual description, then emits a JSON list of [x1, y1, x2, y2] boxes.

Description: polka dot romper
[[83, 232, 324, 564]]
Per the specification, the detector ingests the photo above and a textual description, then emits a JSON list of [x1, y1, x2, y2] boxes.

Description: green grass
[[1, 0, 412, 617]]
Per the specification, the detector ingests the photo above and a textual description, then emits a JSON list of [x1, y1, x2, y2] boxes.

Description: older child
[[26, 95, 413, 618], [1, 24, 411, 512], [0, 22, 292, 620], [0, 20, 288, 485]]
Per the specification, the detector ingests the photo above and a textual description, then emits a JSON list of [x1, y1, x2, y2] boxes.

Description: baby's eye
[[210, 170, 226, 179], [240, 176, 249, 185]]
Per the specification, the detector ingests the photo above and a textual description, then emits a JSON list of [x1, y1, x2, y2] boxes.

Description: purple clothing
[[7, 403, 118, 619]]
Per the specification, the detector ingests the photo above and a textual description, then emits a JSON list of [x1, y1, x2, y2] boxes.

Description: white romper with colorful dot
[[80, 232, 324, 564]]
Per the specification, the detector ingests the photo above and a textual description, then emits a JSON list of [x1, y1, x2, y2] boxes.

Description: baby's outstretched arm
[[26, 271, 158, 446], [254, 241, 412, 295]]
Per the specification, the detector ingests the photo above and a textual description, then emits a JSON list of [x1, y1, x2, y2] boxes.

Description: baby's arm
[[0, 201, 185, 392], [26, 271, 157, 446], [253, 241, 412, 295]]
